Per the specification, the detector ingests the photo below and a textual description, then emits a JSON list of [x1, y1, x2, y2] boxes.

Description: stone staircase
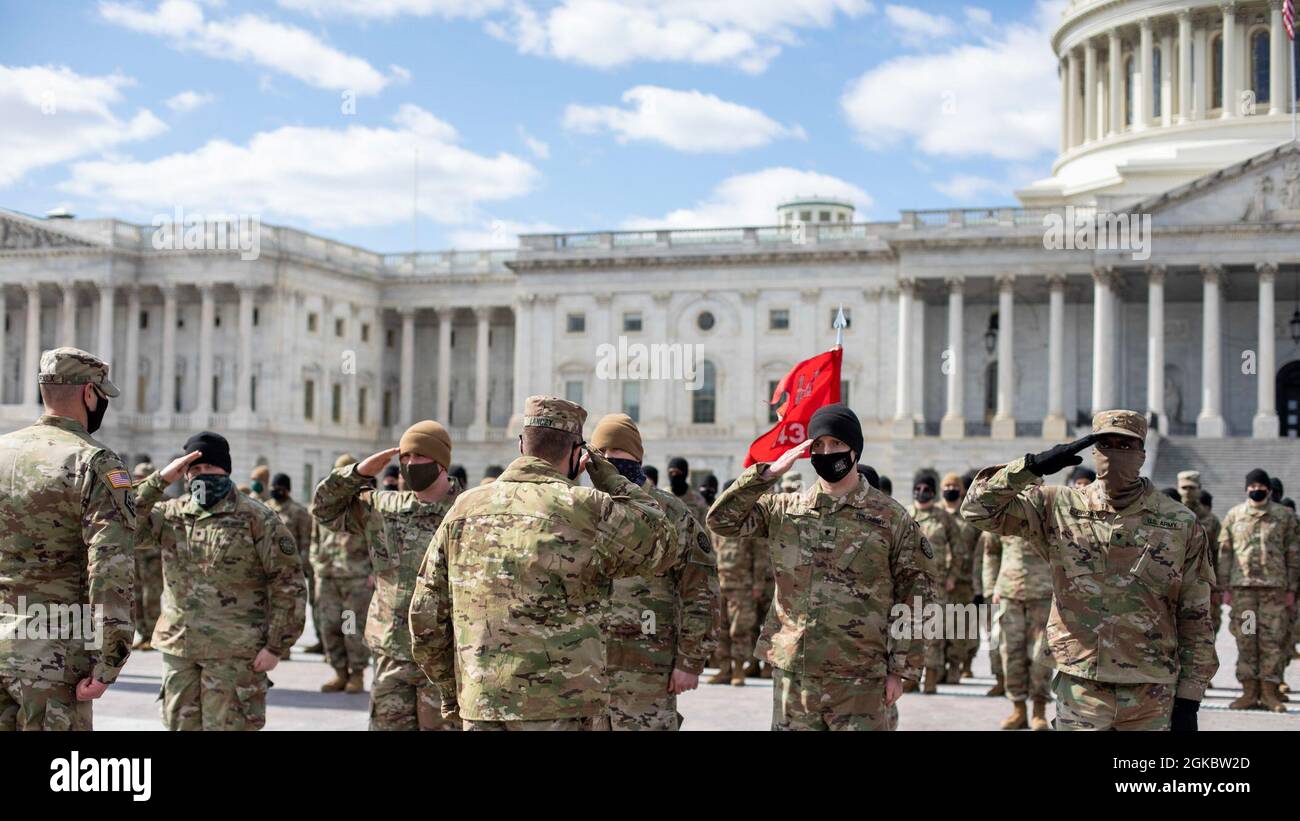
[[1150, 437, 1300, 516]]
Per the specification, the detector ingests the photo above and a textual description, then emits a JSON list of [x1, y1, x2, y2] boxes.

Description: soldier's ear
[[517, 435, 523, 456]]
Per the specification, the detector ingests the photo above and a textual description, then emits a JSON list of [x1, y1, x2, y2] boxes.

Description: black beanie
[[449, 464, 467, 483], [879, 475, 893, 495], [382, 465, 401, 480], [808, 404, 863, 459], [643, 466, 659, 484], [1246, 468, 1271, 489], [271, 472, 291, 490], [1269, 477, 1283, 501], [668, 457, 689, 473], [182, 431, 232, 474], [857, 464, 880, 490], [912, 470, 937, 491]]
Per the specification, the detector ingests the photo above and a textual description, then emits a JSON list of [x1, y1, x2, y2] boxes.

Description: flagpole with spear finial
[[833, 304, 847, 349]]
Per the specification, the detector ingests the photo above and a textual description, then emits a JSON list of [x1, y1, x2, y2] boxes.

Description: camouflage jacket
[[715, 533, 769, 593], [407, 454, 679, 721], [961, 459, 1218, 700], [907, 503, 967, 593], [138, 473, 306, 658], [266, 495, 313, 577], [608, 484, 719, 675], [0, 415, 136, 685], [312, 463, 448, 660], [979, 531, 1053, 600], [708, 466, 935, 681], [309, 513, 371, 579], [675, 487, 710, 526], [943, 505, 983, 595], [1216, 501, 1299, 591]]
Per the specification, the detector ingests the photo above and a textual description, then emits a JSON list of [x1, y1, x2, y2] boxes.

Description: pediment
[[0, 209, 100, 250], [1133, 142, 1300, 227]]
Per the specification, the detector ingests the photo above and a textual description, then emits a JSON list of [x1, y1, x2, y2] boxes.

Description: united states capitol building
[[2, 0, 1299, 506]]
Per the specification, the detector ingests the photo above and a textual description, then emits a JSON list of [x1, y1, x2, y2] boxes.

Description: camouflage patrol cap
[[523, 395, 586, 436], [38, 346, 119, 397], [1091, 409, 1146, 441], [1177, 470, 1202, 490]]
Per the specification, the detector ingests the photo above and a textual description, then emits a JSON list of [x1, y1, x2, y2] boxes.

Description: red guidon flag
[[743, 347, 843, 467]]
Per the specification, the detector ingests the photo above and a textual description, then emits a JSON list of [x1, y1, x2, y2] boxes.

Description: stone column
[[738, 290, 759, 439], [940, 277, 965, 439], [1137, 19, 1154, 130], [159, 285, 177, 415], [1147, 266, 1167, 433], [23, 283, 41, 407], [892, 279, 915, 438], [399, 307, 416, 427], [469, 305, 491, 438], [1221, 3, 1238, 117], [1084, 40, 1098, 140], [96, 283, 115, 369], [1178, 11, 1193, 123], [60, 282, 77, 347], [1061, 58, 1071, 153], [0, 289, 6, 404], [509, 295, 533, 434], [436, 306, 453, 426], [124, 286, 140, 413], [1108, 30, 1123, 135], [650, 292, 671, 437], [196, 284, 215, 417], [992, 275, 1017, 439], [1197, 264, 1227, 437], [1091, 268, 1116, 411], [1270, 1, 1286, 115], [1194, 20, 1209, 120], [1043, 274, 1068, 439], [1160, 27, 1174, 126], [235, 285, 255, 415], [1067, 50, 1081, 148], [1254, 262, 1280, 437]]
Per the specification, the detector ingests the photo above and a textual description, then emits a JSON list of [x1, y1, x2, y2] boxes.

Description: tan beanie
[[399, 420, 452, 468], [251, 464, 271, 483], [335, 453, 357, 468], [591, 413, 643, 463]]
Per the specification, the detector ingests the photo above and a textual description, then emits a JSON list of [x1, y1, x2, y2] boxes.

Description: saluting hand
[[1025, 434, 1098, 477], [160, 450, 204, 484], [357, 447, 400, 478], [763, 439, 811, 480]]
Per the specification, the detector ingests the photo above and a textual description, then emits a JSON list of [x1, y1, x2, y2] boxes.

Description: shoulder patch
[[107, 468, 132, 489], [696, 530, 712, 554], [919, 536, 934, 560], [279, 535, 297, 556]]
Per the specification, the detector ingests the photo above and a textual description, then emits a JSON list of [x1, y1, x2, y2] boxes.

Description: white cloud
[[165, 89, 213, 112], [448, 217, 561, 249], [932, 173, 1006, 201], [841, 0, 1063, 161], [0, 64, 167, 188], [488, 0, 873, 74], [884, 5, 955, 47], [517, 125, 549, 159], [563, 86, 804, 153], [99, 0, 404, 94], [622, 167, 872, 229], [277, 0, 505, 19], [59, 104, 539, 230]]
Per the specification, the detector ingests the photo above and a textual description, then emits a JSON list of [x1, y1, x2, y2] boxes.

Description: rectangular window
[[382, 390, 393, 427], [386, 329, 395, 348], [334, 318, 345, 337], [623, 312, 642, 333], [307, 313, 318, 333], [174, 375, 183, 412], [211, 376, 219, 412], [139, 310, 149, 330], [331, 383, 342, 422], [304, 379, 315, 420], [622, 382, 641, 422], [768, 379, 781, 423], [302, 465, 313, 499], [769, 309, 789, 331], [252, 307, 260, 326], [250, 376, 258, 413], [358, 386, 368, 425], [841, 380, 851, 406], [361, 323, 370, 343], [566, 313, 585, 333], [565, 380, 583, 405]]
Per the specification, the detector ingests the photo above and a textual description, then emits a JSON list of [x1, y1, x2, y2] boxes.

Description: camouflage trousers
[[132, 550, 162, 641], [988, 600, 1003, 678], [0, 676, 92, 731], [771, 668, 897, 731], [998, 597, 1052, 702], [923, 593, 961, 671], [715, 588, 759, 666], [369, 653, 458, 731], [1211, 593, 1224, 637], [949, 584, 979, 668], [301, 557, 320, 645], [160, 654, 269, 731], [462, 715, 611, 731], [1229, 587, 1290, 684], [1051, 673, 1172, 731], [316, 575, 371, 673], [608, 669, 681, 731]]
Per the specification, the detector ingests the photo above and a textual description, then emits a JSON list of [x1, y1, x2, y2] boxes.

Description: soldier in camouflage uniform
[[1177, 471, 1223, 636], [962, 410, 1218, 731], [138, 432, 305, 731], [980, 529, 1054, 730], [312, 421, 458, 730], [0, 348, 135, 731], [265, 473, 312, 658], [666, 456, 710, 525], [591, 414, 719, 730], [708, 404, 934, 731], [408, 396, 678, 731], [908, 471, 968, 691], [131, 461, 164, 651], [1217, 468, 1298, 712], [708, 526, 768, 686], [249, 464, 271, 503], [311, 453, 374, 694], [940, 472, 981, 678]]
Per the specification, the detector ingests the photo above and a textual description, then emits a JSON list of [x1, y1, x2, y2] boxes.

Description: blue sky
[[0, 0, 1065, 252]]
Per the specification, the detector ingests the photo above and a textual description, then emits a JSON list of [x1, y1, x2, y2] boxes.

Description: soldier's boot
[[922, 666, 941, 694], [707, 661, 732, 685], [1259, 682, 1287, 713], [1229, 679, 1259, 710], [946, 662, 963, 684], [758, 663, 772, 679], [132, 638, 146, 650], [320, 668, 348, 693], [744, 660, 763, 679], [1000, 701, 1028, 730], [961, 661, 974, 678], [1030, 699, 1049, 731], [1278, 681, 1290, 696], [345, 669, 366, 694], [902, 678, 919, 693], [985, 674, 1005, 697], [730, 663, 746, 687], [304, 642, 324, 654], [137, 640, 153, 652]]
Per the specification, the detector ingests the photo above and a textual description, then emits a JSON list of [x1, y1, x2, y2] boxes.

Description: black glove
[[972, 594, 985, 607], [1170, 697, 1199, 732], [1024, 435, 1098, 477]]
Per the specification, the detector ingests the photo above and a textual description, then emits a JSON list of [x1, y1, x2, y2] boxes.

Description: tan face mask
[[1094, 446, 1145, 510]]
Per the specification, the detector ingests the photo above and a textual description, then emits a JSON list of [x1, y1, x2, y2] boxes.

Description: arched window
[[1125, 54, 1135, 126], [692, 361, 716, 424], [1152, 46, 1162, 117], [1251, 30, 1270, 105], [1211, 35, 1223, 110]]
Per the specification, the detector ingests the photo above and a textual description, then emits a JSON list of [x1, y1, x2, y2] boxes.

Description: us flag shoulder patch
[[107, 469, 132, 489]]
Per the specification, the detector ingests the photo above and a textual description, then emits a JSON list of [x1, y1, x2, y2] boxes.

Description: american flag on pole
[[1286, 0, 1296, 40]]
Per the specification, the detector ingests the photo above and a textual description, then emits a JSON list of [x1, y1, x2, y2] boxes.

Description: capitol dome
[[1018, 0, 1300, 207]]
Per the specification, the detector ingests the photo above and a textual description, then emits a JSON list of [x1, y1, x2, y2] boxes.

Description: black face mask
[[608, 457, 646, 486], [941, 489, 961, 503], [810, 451, 855, 483], [270, 487, 288, 502], [1248, 489, 1270, 503], [85, 389, 108, 434], [401, 461, 442, 493], [669, 473, 689, 495], [189, 474, 233, 509], [913, 486, 936, 504]]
